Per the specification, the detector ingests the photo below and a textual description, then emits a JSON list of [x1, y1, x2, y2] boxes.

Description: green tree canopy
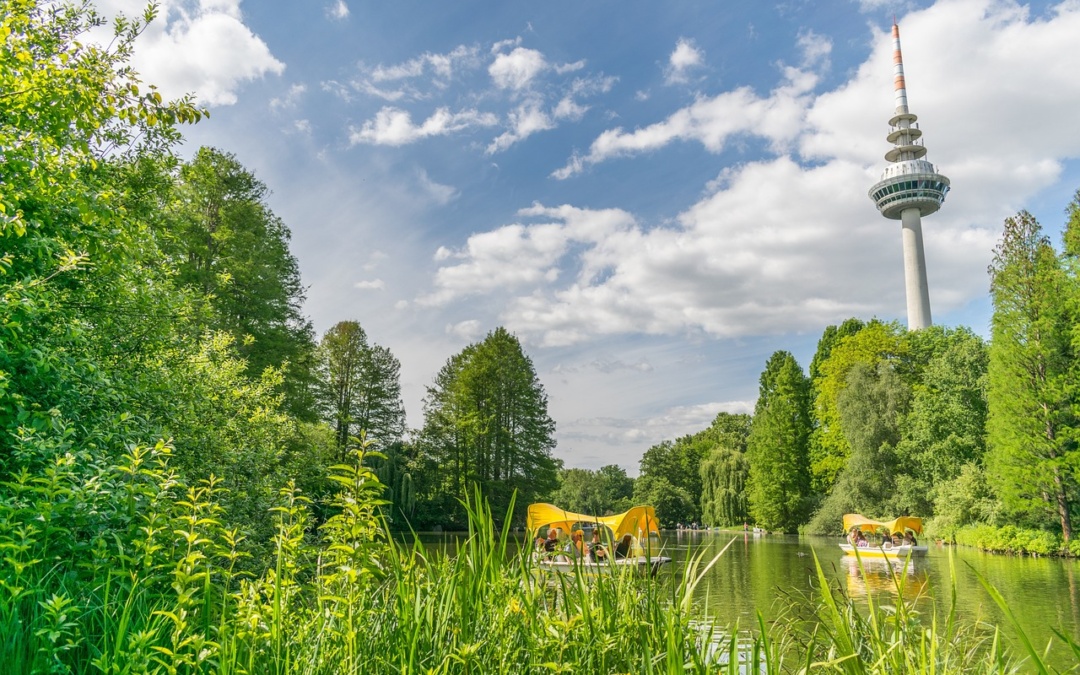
[[987, 210, 1079, 541], [746, 351, 812, 532], [316, 321, 405, 458], [163, 147, 318, 420], [419, 327, 558, 526], [810, 320, 905, 490], [551, 465, 633, 516]]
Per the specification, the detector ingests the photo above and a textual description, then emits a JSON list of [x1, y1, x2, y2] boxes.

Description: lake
[[415, 529, 1080, 670]]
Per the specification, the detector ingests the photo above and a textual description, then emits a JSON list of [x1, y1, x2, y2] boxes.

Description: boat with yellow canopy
[[840, 513, 927, 558], [526, 503, 672, 575]]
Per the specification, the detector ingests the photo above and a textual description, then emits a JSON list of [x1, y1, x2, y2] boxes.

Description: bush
[[953, 523, 1065, 556]]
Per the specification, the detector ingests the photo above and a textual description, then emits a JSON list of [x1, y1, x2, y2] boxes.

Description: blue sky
[[98, 0, 1080, 473]]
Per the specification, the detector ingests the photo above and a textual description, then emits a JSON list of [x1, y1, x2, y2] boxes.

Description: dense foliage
[[418, 327, 559, 527], [746, 351, 812, 532]]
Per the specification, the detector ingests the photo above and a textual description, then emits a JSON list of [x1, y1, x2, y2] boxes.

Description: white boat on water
[[840, 513, 928, 558], [527, 503, 672, 576], [535, 555, 671, 576]]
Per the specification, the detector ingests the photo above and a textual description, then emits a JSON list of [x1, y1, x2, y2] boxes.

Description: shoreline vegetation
[[4, 2, 1080, 672], [2, 442, 1077, 674]]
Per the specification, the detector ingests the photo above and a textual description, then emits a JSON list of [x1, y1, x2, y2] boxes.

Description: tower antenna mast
[[868, 22, 950, 330]]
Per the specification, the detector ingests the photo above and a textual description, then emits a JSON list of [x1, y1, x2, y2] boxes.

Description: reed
[[0, 441, 1052, 673]]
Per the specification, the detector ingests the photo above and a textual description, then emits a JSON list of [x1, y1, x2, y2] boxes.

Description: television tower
[[868, 23, 949, 330]]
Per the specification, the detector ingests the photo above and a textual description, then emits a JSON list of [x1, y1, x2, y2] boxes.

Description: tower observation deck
[[868, 23, 949, 330]]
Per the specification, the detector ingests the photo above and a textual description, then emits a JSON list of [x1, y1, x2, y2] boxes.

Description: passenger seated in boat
[[904, 531, 917, 546], [891, 533, 902, 547], [855, 531, 868, 547], [566, 530, 585, 559], [614, 534, 633, 559], [589, 529, 607, 562], [880, 532, 892, 549], [543, 528, 559, 554]]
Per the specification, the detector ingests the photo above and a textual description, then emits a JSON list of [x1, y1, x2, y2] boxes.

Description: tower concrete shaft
[[868, 23, 949, 331]]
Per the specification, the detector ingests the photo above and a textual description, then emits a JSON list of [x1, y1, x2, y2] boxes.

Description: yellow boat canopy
[[843, 513, 923, 535], [526, 503, 661, 540]]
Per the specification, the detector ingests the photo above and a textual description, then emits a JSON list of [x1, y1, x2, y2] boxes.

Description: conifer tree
[[987, 211, 1078, 541], [746, 351, 812, 532]]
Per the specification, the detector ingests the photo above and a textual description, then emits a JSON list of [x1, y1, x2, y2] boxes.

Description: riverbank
[[946, 523, 1080, 558], [2, 446, 1073, 674]]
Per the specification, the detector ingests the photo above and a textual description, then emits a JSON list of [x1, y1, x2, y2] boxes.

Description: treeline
[[0, 0, 559, 571], [613, 200, 1080, 555]]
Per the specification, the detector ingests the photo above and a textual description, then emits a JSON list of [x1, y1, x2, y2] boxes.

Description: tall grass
[[0, 439, 1066, 673]]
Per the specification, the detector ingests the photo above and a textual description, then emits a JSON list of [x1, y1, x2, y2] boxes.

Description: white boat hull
[[535, 556, 672, 576], [839, 543, 927, 558]]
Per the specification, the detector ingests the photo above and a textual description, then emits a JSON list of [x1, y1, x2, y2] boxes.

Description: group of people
[[534, 527, 635, 563], [847, 528, 918, 548]]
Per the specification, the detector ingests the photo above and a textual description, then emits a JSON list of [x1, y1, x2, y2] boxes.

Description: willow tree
[[697, 412, 751, 526], [700, 444, 750, 526], [746, 352, 812, 532], [987, 210, 1079, 541]]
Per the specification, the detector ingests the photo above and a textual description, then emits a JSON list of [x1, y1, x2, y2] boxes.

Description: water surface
[[415, 529, 1080, 669]]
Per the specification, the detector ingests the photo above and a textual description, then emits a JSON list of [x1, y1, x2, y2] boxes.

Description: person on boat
[[588, 529, 607, 562], [543, 528, 559, 554], [854, 531, 868, 547], [904, 531, 917, 546], [566, 530, 585, 559], [891, 532, 903, 547], [614, 533, 634, 559]]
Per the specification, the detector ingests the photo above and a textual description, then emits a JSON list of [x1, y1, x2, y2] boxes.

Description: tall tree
[[420, 327, 558, 525], [746, 352, 812, 532], [810, 321, 905, 490], [317, 321, 405, 458], [987, 211, 1079, 541], [164, 147, 318, 420]]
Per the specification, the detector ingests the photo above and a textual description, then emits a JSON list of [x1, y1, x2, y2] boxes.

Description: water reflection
[[408, 529, 1080, 670], [839, 555, 929, 601]]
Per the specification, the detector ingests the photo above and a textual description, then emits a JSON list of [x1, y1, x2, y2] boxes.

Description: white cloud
[[553, 64, 816, 178], [270, 83, 306, 111], [552, 358, 654, 374], [98, 0, 284, 107], [349, 107, 499, 146], [560, 400, 754, 452], [447, 320, 484, 340], [555, 60, 587, 74], [796, 30, 831, 69], [665, 38, 705, 84], [327, 0, 349, 20], [419, 204, 636, 307], [489, 46, 548, 90], [347, 46, 482, 102], [438, 0, 1080, 346], [486, 103, 555, 153], [553, 97, 587, 121], [416, 169, 459, 205], [355, 279, 385, 290]]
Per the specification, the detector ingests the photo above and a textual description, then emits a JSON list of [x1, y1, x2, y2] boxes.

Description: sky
[[95, 0, 1080, 474]]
